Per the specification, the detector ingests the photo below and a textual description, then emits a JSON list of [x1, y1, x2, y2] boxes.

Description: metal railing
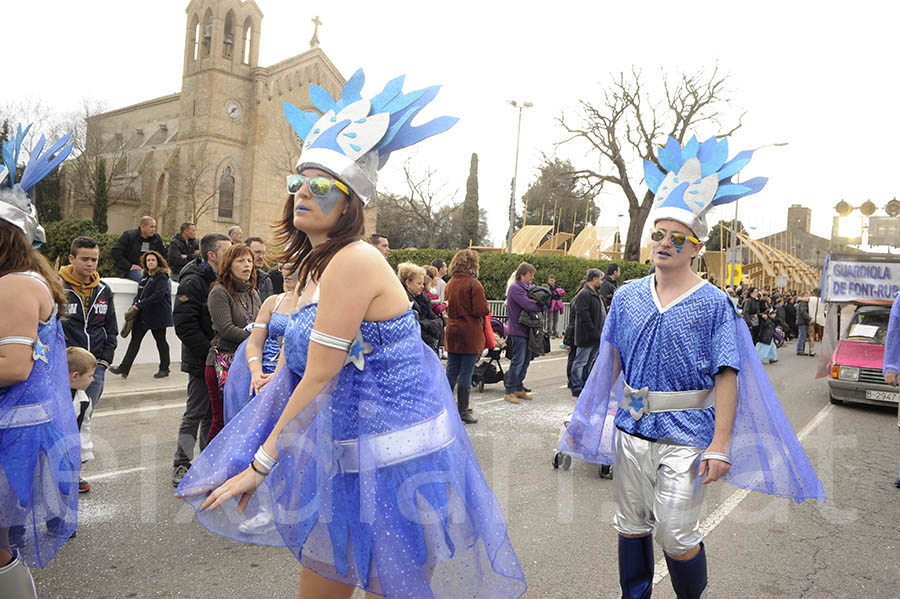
[[487, 300, 572, 331]]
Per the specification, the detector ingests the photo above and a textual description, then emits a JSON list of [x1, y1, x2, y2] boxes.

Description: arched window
[[201, 9, 213, 58], [190, 14, 200, 61], [242, 18, 253, 65], [218, 166, 235, 219], [223, 10, 234, 59]]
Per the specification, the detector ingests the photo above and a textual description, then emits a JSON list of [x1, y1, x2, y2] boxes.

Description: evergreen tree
[[0, 120, 9, 145], [93, 159, 109, 233], [521, 157, 597, 238], [705, 219, 747, 251], [35, 169, 62, 223], [461, 153, 479, 247]]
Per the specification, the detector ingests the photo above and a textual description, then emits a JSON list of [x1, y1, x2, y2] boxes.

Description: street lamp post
[[507, 100, 533, 253]]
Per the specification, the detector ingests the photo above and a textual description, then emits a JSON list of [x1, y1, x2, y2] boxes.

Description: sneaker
[[153, 369, 170, 379], [78, 478, 91, 493], [172, 464, 190, 488], [504, 393, 520, 405], [459, 410, 478, 424], [515, 390, 533, 401]]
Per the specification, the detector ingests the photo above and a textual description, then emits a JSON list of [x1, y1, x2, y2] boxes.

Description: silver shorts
[[612, 431, 705, 556]]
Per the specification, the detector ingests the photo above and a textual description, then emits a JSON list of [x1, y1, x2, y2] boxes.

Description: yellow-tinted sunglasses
[[650, 228, 700, 248], [286, 174, 350, 197]]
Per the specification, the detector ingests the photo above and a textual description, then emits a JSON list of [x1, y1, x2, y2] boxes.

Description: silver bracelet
[[701, 452, 732, 464], [254, 446, 278, 471], [251, 322, 268, 330], [247, 356, 262, 365]]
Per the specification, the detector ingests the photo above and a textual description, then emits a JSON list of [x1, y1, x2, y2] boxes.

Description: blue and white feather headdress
[[643, 135, 767, 239], [283, 69, 458, 205], [0, 124, 74, 246]]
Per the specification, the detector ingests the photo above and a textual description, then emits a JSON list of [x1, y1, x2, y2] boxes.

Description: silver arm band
[[251, 322, 268, 330], [0, 336, 36, 348], [309, 329, 353, 352], [701, 452, 732, 464], [247, 356, 262, 365]]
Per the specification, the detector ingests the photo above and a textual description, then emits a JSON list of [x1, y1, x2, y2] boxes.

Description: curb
[[95, 386, 186, 413]]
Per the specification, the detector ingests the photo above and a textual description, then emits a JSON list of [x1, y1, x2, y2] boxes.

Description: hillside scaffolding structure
[[704, 223, 822, 291]]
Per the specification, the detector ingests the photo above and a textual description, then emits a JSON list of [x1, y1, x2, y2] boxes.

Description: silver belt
[[620, 383, 714, 420], [0, 403, 51, 429], [329, 409, 455, 474]]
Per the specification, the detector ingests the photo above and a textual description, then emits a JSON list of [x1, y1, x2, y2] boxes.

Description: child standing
[[755, 310, 779, 364], [67, 347, 97, 492]]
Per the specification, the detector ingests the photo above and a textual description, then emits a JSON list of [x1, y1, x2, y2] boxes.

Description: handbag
[[483, 314, 496, 350]]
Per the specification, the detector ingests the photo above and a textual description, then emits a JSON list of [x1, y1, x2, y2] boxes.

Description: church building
[[64, 0, 375, 241]]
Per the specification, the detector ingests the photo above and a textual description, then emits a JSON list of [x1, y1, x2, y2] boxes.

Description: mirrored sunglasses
[[286, 174, 350, 197], [650, 228, 700, 249]]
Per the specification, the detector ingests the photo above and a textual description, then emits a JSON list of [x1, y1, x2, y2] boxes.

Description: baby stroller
[[552, 408, 614, 479], [471, 317, 507, 393]]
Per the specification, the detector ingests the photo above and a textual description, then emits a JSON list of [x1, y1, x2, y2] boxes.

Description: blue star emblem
[[343, 331, 373, 371], [627, 395, 644, 412], [32, 339, 49, 364], [620, 385, 650, 420]]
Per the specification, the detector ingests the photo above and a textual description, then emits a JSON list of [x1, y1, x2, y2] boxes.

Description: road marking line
[[84, 466, 148, 481], [651, 402, 833, 586], [93, 402, 184, 418]]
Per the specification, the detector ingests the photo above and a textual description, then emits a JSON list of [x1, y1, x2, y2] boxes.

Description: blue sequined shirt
[[611, 275, 741, 447]]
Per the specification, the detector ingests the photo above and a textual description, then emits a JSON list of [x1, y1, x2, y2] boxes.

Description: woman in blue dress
[[177, 69, 526, 599], [222, 264, 300, 424], [0, 125, 78, 595]]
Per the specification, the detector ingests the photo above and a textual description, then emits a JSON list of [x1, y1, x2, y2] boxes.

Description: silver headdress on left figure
[[0, 124, 75, 247]]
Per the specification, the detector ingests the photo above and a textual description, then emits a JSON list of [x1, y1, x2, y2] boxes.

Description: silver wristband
[[247, 356, 262, 365], [254, 446, 278, 471], [701, 452, 732, 464]]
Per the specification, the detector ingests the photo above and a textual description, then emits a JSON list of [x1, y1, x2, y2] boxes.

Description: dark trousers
[[504, 335, 532, 394], [173, 372, 212, 467], [566, 345, 577, 390], [119, 319, 170, 374]]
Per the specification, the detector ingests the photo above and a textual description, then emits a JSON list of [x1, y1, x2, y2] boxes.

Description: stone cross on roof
[[310, 16, 322, 48]]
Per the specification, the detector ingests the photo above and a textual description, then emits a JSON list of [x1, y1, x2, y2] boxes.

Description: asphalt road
[[34, 348, 900, 598]]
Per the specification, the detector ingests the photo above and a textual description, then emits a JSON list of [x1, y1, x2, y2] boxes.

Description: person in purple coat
[[504, 262, 541, 404]]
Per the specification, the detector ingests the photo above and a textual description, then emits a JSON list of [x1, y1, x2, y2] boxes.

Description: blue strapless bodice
[[283, 303, 438, 440], [262, 311, 290, 374]]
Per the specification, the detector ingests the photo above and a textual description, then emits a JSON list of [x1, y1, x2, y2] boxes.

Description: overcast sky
[[6, 1, 898, 247]]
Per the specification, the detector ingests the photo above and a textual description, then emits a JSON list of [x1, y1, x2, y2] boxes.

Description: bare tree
[[64, 99, 148, 211], [377, 159, 457, 248], [557, 66, 742, 260], [175, 143, 217, 225]]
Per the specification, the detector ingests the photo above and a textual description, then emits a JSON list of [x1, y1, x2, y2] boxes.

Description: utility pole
[[506, 100, 532, 253]]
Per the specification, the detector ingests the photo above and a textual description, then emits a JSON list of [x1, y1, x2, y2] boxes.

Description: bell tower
[[179, 0, 263, 227]]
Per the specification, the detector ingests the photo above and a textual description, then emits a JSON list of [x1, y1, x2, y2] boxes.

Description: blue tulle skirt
[[0, 318, 80, 567], [177, 310, 526, 598]]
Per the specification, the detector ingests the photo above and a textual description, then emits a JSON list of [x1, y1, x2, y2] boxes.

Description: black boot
[[457, 386, 478, 424], [618, 535, 653, 599], [665, 543, 708, 599]]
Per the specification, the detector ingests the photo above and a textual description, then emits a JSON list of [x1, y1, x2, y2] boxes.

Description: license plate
[[865, 390, 900, 403]]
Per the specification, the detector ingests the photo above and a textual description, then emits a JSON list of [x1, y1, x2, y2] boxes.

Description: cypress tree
[[461, 153, 479, 247], [93, 159, 109, 233]]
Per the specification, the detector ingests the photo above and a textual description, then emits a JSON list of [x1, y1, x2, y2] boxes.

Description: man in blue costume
[[560, 135, 824, 599], [883, 294, 899, 487]]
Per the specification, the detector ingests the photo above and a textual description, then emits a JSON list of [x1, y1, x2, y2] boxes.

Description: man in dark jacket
[[171, 232, 231, 486], [570, 269, 607, 396], [110, 216, 166, 281], [60, 236, 118, 492], [246, 237, 274, 302], [167, 222, 200, 280], [598, 263, 620, 309], [795, 296, 813, 356], [784, 296, 798, 339]]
